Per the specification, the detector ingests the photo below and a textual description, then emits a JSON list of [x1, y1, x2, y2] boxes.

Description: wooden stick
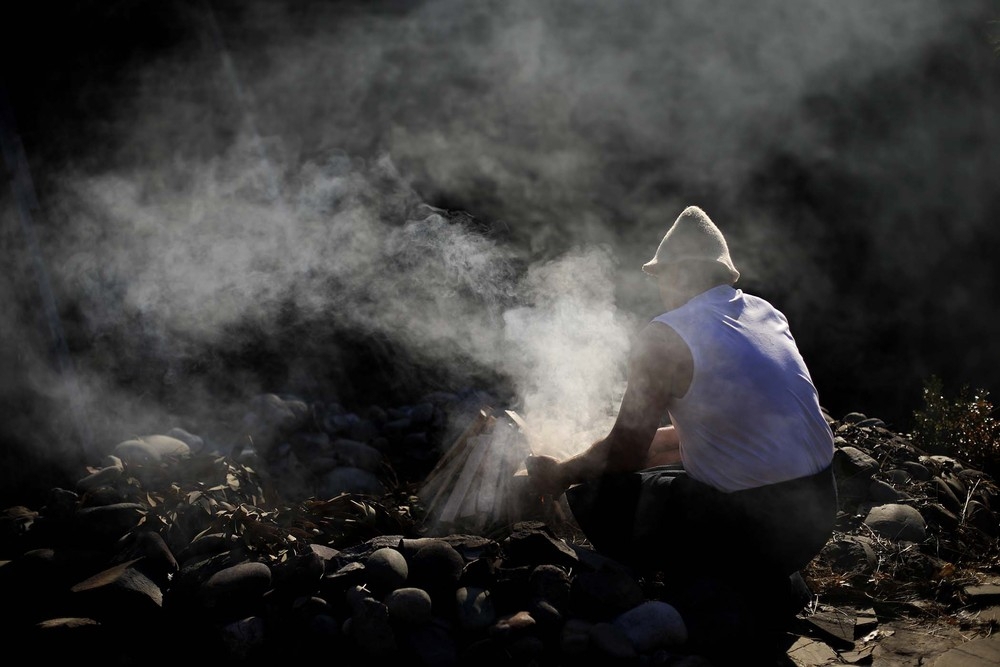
[[423, 414, 497, 520], [420, 408, 492, 503], [437, 433, 493, 524], [504, 409, 534, 454], [475, 420, 515, 516]]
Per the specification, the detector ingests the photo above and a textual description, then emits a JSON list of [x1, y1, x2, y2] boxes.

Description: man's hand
[[525, 454, 569, 498]]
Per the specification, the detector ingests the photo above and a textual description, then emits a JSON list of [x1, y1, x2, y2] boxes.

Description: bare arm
[[645, 425, 682, 467], [528, 322, 691, 495]]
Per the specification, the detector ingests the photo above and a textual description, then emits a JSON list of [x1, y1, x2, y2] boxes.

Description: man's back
[[653, 285, 834, 491]]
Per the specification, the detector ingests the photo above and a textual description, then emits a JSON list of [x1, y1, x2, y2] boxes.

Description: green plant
[[912, 375, 1000, 475]]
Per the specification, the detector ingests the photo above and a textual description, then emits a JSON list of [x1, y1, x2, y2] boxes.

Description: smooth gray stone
[[835, 445, 879, 472], [870, 478, 910, 503], [886, 468, 913, 485], [409, 540, 465, 600], [934, 476, 963, 513], [942, 471, 968, 499], [922, 502, 960, 530], [385, 587, 433, 626], [840, 412, 868, 425], [365, 547, 408, 595], [166, 427, 205, 453], [113, 435, 190, 465], [76, 461, 124, 493], [200, 562, 272, 616], [899, 461, 932, 481], [822, 535, 877, 572], [921, 455, 964, 473], [864, 503, 926, 542], [613, 600, 688, 652], [965, 501, 998, 536], [833, 446, 880, 499]]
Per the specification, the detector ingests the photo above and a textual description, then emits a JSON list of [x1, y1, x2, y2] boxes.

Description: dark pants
[[566, 464, 837, 576], [566, 464, 838, 641]]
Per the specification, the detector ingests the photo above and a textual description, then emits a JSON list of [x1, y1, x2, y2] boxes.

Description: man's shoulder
[[641, 318, 681, 339], [634, 322, 694, 399], [635, 321, 690, 362]]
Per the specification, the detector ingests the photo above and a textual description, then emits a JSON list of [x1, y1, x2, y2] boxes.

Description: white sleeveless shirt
[[653, 285, 834, 492]]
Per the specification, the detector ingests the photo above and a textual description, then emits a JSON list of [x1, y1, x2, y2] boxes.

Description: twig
[[959, 478, 981, 526]]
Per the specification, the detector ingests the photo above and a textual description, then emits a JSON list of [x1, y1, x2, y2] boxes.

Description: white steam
[[35, 128, 635, 459], [502, 248, 634, 457], [3, 0, 998, 484]]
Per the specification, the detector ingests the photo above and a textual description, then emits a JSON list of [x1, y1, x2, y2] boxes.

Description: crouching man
[[527, 205, 838, 660]]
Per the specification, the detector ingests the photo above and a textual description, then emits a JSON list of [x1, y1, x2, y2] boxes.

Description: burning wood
[[419, 407, 534, 533]]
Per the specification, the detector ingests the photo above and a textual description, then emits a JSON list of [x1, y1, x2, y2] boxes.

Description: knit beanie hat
[[641, 206, 740, 282]]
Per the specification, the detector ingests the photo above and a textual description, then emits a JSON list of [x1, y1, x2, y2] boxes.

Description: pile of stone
[[0, 456, 694, 665], [0, 401, 998, 666], [231, 390, 482, 502], [817, 411, 999, 609]]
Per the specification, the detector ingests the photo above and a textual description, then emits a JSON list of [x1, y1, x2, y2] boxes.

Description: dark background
[[2, 1, 999, 502]]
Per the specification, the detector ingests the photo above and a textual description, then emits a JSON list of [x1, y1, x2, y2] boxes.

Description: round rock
[[365, 547, 408, 595], [385, 587, 433, 626], [113, 435, 190, 466], [613, 600, 688, 652], [864, 503, 927, 542], [408, 540, 465, 600]]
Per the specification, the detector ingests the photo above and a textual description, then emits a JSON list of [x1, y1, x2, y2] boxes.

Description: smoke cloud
[[2, 0, 999, 497], [502, 246, 634, 455], [19, 135, 632, 454]]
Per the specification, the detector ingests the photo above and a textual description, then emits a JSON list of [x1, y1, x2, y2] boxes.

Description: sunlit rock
[[863, 503, 926, 542], [113, 434, 190, 466]]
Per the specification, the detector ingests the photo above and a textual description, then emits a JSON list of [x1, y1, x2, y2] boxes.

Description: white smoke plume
[[2, 0, 998, 496], [502, 247, 634, 456]]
